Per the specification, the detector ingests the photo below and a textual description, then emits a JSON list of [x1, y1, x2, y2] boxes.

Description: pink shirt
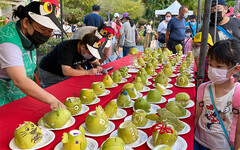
[[184, 37, 192, 54]]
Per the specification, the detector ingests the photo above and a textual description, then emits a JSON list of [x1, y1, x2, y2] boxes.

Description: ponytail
[[12, 5, 28, 20], [126, 16, 134, 27], [116, 19, 121, 26]]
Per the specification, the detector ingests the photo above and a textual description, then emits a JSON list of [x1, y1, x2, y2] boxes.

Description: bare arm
[[165, 30, 170, 48], [195, 100, 201, 128], [90, 59, 103, 73], [6, 66, 65, 109], [62, 65, 97, 76], [235, 115, 240, 149]]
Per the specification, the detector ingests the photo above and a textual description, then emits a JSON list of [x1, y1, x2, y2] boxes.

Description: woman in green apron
[[0, 1, 67, 109]]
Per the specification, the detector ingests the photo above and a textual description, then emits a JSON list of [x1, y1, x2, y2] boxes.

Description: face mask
[[186, 33, 191, 37], [165, 17, 171, 21], [150, 22, 153, 25], [210, 11, 223, 24], [190, 22, 196, 26], [81, 51, 93, 60], [27, 29, 50, 47], [208, 64, 238, 84], [192, 47, 200, 57], [184, 14, 188, 19]]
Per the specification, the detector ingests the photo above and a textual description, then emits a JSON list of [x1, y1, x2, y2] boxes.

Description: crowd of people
[[0, 0, 240, 149]]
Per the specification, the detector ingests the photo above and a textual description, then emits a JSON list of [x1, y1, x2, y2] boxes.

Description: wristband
[[95, 64, 101, 67]]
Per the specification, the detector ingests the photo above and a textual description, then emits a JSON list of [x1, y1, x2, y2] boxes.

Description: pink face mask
[[208, 63, 238, 84]]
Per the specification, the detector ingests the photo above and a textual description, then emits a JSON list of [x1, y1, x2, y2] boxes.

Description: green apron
[[0, 22, 36, 106]]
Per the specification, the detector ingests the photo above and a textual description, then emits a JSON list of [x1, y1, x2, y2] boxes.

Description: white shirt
[[146, 25, 152, 33], [195, 83, 235, 150], [157, 20, 168, 34]]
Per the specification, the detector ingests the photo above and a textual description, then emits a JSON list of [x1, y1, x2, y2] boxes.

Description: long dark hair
[[115, 18, 121, 26], [147, 19, 152, 25], [12, 5, 28, 20], [207, 38, 240, 67], [126, 16, 134, 27]]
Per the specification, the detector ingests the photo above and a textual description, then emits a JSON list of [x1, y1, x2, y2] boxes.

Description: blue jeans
[[194, 140, 210, 150], [123, 46, 135, 57]]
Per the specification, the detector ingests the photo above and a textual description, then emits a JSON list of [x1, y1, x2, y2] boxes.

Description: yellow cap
[[193, 32, 213, 46]]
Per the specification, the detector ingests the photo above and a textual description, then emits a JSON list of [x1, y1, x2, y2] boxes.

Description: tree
[[97, 0, 145, 20], [0, 0, 12, 10], [63, 0, 96, 13]]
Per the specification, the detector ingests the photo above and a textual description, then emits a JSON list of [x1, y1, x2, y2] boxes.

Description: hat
[[26, 1, 67, 36], [120, 12, 129, 20], [189, 15, 196, 20], [193, 32, 213, 46], [87, 37, 107, 60], [114, 13, 119, 18], [212, 0, 226, 7]]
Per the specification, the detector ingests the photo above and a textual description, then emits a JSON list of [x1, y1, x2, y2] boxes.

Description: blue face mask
[[190, 22, 196, 26], [186, 33, 191, 37], [184, 14, 188, 19]]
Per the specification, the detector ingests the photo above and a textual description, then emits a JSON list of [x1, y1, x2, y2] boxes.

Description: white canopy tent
[[155, 0, 193, 17]]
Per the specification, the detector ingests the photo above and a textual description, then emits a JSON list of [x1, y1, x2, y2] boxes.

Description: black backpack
[[143, 28, 147, 37]]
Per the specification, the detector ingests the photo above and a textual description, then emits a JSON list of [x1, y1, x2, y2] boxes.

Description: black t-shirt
[[39, 39, 96, 76], [209, 17, 240, 43]]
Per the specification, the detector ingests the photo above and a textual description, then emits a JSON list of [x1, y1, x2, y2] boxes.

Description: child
[[195, 39, 240, 150], [184, 29, 192, 54]]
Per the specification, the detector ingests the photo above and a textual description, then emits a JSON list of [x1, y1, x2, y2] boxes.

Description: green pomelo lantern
[[64, 97, 82, 115], [118, 121, 139, 144], [132, 109, 148, 127], [91, 82, 105, 95], [80, 89, 97, 104], [146, 89, 162, 103]]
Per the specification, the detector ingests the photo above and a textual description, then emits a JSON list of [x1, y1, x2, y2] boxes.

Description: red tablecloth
[[0, 55, 195, 150]]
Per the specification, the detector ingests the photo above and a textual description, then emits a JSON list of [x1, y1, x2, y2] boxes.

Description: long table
[[0, 55, 195, 150]]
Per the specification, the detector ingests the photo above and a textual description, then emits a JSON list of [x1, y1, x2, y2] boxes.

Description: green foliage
[[0, 16, 6, 27], [63, 0, 96, 13], [0, 0, 12, 10], [138, 18, 148, 26], [37, 38, 62, 56], [97, 0, 145, 20], [65, 8, 85, 24]]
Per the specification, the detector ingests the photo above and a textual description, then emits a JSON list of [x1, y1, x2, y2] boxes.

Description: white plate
[[85, 98, 100, 106], [133, 104, 161, 114], [152, 83, 173, 89], [132, 92, 143, 100], [54, 137, 98, 150], [128, 68, 139, 73], [146, 81, 152, 86], [169, 74, 177, 78], [110, 130, 148, 148], [147, 136, 187, 150], [81, 121, 115, 137], [157, 64, 162, 66], [160, 89, 173, 96], [174, 83, 195, 88], [72, 105, 89, 116], [10, 130, 55, 150], [124, 115, 156, 129], [108, 108, 127, 120], [189, 78, 195, 82], [152, 78, 171, 82], [178, 110, 191, 119], [128, 65, 141, 69], [143, 96, 167, 104], [178, 121, 191, 135], [98, 146, 133, 150], [98, 89, 111, 97], [125, 74, 132, 79], [168, 98, 195, 108], [155, 66, 160, 69], [141, 86, 151, 93], [148, 72, 157, 76], [112, 99, 134, 109], [177, 73, 194, 78], [39, 116, 75, 130], [147, 75, 153, 79], [106, 83, 118, 89], [119, 78, 128, 84]]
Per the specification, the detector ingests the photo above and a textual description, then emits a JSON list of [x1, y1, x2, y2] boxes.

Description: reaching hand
[[49, 100, 66, 110], [96, 66, 103, 73], [87, 68, 98, 75]]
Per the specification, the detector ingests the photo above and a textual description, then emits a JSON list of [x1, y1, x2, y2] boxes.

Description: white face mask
[[165, 17, 171, 21], [208, 63, 238, 84], [81, 51, 93, 60]]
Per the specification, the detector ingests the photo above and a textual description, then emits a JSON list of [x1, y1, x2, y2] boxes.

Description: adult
[[157, 12, 172, 48], [83, 5, 104, 27], [0, 1, 66, 108], [112, 13, 122, 40], [144, 19, 155, 49], [39, 33, 104, 88], [186, 15, 197, 37], [71, 25, 115, 62], [118, 12, 136, 57], [166, 6, 189, 54], [208, 0, 240, 43]]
